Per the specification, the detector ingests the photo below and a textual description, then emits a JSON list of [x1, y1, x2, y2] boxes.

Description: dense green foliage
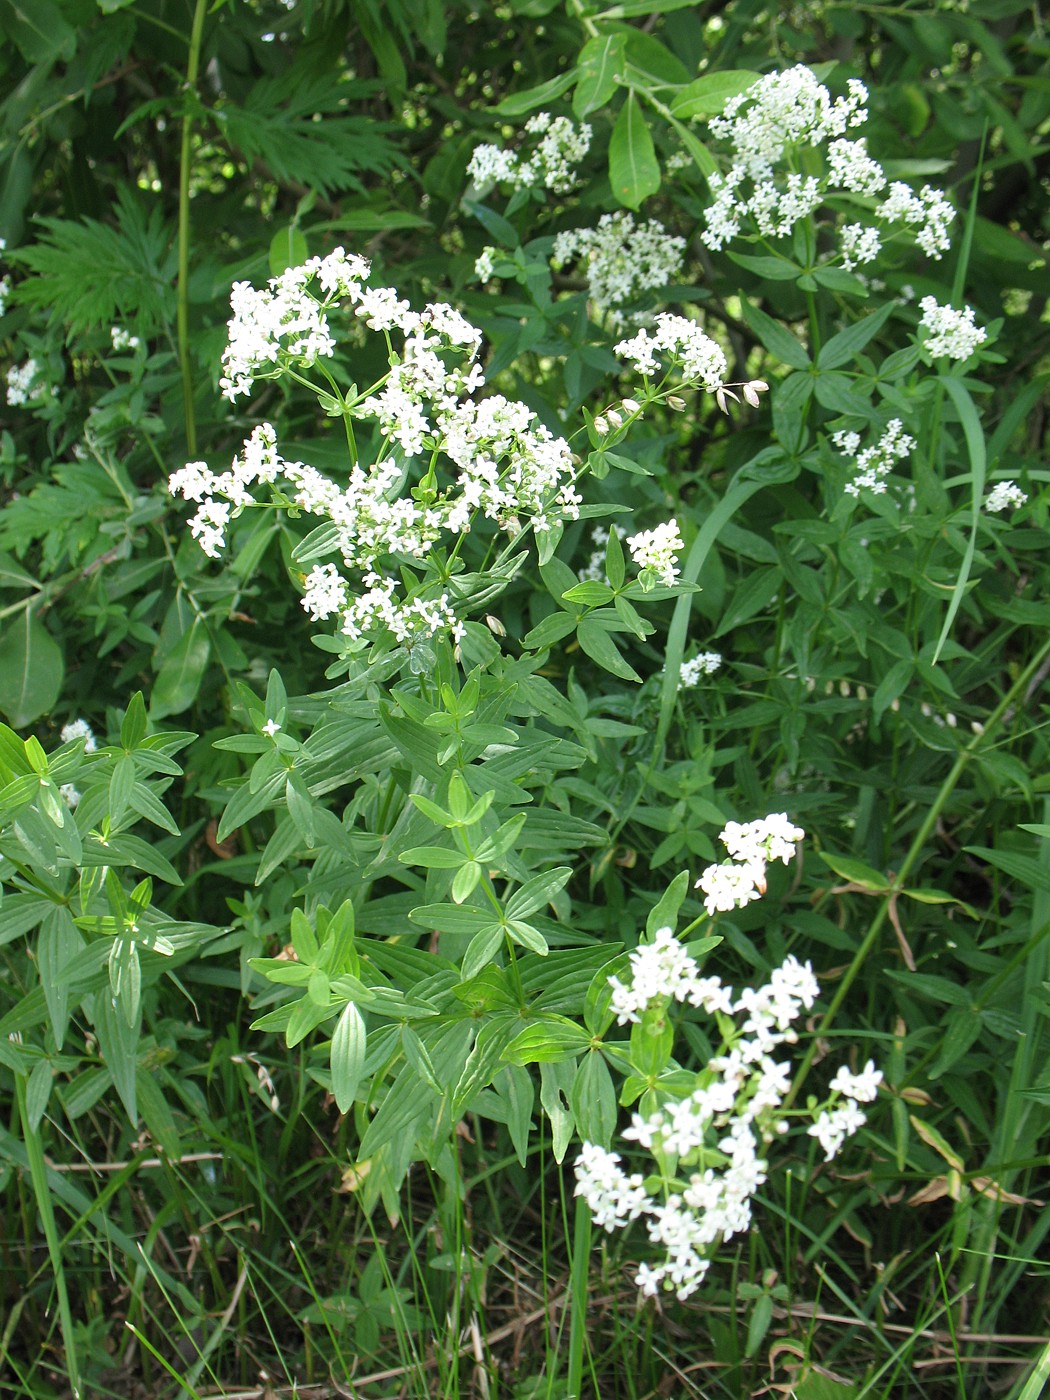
[[1, 1, 1049, 1397]]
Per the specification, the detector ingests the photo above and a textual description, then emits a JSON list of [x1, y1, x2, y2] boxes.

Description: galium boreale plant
[[569, 817, 881, 1304], [169, 246, 771, 1221]]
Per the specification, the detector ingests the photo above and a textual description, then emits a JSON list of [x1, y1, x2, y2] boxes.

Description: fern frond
[[13, 186, 177, 337]]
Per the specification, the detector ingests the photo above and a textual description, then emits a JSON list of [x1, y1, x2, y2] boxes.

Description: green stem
[[16, 1074, 81, 1400], [786, 629, 1050, 1107], [565, 1193, 592, 1399], [176, 0, 208, 458]]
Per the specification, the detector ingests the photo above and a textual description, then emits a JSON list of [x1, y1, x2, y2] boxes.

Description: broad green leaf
[[740, 301, 811, 369], [25, 1059, 53, 1133], [572, 1052, 616, 1148], [818, 853, 891, 891], [646, 870, 691, 938], [399, 845, 467, 869], [4, 0, 76, 62], [330, 1003, 367, 1112], [727, 250, 803, 281], [576, 618, 642, 682], [0, 609, 64, 727], [269, 223, 309, 276], [671, 71, 758, 119], [817, 304, 895, 371], [505, 867, 572, 920], [503, 1018, 591, 1065], [609, 93, 660, 211], [494, 70, 578, 116], [573, 33, 626, 118], [150, 616, 210, 719]]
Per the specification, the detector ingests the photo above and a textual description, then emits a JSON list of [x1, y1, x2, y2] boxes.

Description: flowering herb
[[575, 820, 881, 1300]]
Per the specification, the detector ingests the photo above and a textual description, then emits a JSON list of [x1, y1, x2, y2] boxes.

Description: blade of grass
[[931, 376, 986, 664], [15, 1077, 81, 1400]]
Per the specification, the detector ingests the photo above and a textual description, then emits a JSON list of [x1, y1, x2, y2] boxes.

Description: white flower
[[552, 213, 685, 319], [60, 783, 81, 808], [468, 114, 591, 194], [615, 315, 727, 391], [627, 518, 683, 587], [607, 926, 733, 1023], [837, 418, 915, 498], [719, 813, 803, 867], [807, 1101, 867, 1160], [6, 359, 45, 407], [110, 326, 141, 351], [985, 480, 1027, 514], [573, 1143, 649, 1231], [261, 719, 282, 737], [918, 296, 987, 360], [829, 1060, 883, 1103], [475, 246, 496, 283], [696, 859, 766, 915], [60, 719, 98, 752], [679, 652, 722, 688]]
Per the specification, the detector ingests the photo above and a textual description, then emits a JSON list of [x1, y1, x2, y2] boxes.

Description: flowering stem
[[176, 0, 207, 458], [786, 629, 1050, 1107]]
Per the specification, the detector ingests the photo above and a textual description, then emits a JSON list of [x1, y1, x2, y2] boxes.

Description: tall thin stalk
[[786, 630, 1050, 1107], [177, 0, 208, 458]]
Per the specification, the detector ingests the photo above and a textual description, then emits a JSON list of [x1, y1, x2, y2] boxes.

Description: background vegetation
[[0, 0, 1048, 1397]]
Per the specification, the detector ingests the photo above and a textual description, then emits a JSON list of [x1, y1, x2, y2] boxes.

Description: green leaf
[[576, 618, 642, 682], [150, 616, 210, 719], [399, 845, 467, 869], [269, 223, 309, 277], [740, 301, 811, 369], [572, 1052, 616, 1148], [503, 1018, 591, 1065], [670, 71, 758, 119], [818, 853, 891, 892], [887, 972, 971, 1006], [872, 658, 913, 723], [330, 1003, 367, 1113], [506, 868, 572, 920], [0, 608, 64, 728], [120, 692, 148, 751], [574, 33, 626, 118], [108, 756, 136, 829], [2, 0, 76, 63], [728, 250, 803, 282], [932, 378, 986, 664], [609, 93, 660, 211], [816, 304, 895, 371], [494, 70, 579, 116], [646, 870, 691, 938]]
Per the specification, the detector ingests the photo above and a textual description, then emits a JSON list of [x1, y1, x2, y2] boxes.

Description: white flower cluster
[[834, 418, 915, 498], [918, 296, 987, 361], [6, 358, 46, 407], [699, 65, 953, 268], [985, 480, 1027, 514], [58, 718, 98, 809], [551, 213, 685, 320], [608, 926, 735, 1025], [172, 253, 582, 647], [627, 518, 683, 587], [679, 652, 722, 687], [578, 918, 880, 1298], [807, 1060, 882, 1158], [615, 314, 728, 390], [110, 326, 141, 352], [61, 718, 98, 752], [468, 112, 592, 195], [220, 247, 370, 400], [695, 812, 803, 916]]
